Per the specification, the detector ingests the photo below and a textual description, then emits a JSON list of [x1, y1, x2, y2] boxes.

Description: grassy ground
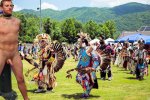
[[0, 57, 150, 100]]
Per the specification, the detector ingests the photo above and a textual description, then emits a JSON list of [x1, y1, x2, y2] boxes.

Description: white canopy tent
[[105, 38, 115, 44]]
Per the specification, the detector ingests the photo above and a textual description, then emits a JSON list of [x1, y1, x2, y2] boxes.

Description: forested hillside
[[14, 2, 150, 43]]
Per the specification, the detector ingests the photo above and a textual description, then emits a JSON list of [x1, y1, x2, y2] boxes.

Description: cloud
[[41, 2, 59, 10], [13, 4, 22, 11], [89, 0, 150, 7]]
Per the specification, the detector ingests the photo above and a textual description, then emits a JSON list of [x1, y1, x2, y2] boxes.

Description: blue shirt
[[77, 48, 91, 68]]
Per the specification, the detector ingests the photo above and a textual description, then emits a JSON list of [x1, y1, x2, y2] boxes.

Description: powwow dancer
[[114, 42, 122, 67], [97, 39, 114, 81], [66, 32, 97, 98], [134, 39, 148, 80], [127, 49, 136, 74], [111, 44, 116, 65], [121, 42, 129, 70], [24, 33, 66, 92], [24, 33, 51, 93]]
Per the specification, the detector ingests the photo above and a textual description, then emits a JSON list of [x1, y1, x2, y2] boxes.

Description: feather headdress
[[34, 33, 51, 43]]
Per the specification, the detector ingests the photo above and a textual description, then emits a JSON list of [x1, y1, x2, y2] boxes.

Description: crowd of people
[[0, 0, 149, 100], [15, 32, 149, 99], [66, 33, 149, 98]]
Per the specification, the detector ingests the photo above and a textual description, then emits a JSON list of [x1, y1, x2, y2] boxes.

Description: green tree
[[61, 18, 76, 43], [43, 18, 53, 36], [100, 24, 110, 39], [16, 14, 27, 41], [73, 19, 83, 33], [25, 17, 40, 42], [51, 21, 63, 42], [105, 20, 116, 38], [84, 20, 99, 39]]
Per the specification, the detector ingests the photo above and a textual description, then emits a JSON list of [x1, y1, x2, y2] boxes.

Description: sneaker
[[101, 77, 105, 80], [34, 89, 46, 93], [108, 77, 112, 81]]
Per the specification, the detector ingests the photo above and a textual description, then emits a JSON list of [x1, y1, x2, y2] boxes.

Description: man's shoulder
[[12, 17, 21, 23]]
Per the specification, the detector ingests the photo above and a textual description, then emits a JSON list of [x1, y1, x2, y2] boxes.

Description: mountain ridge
[[17, 2, 150, 31]]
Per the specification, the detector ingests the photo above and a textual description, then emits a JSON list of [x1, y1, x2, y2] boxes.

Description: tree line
[[14, 12, 117, 43]]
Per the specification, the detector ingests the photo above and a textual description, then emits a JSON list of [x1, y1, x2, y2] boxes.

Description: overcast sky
[[13, 0, 150, 11]]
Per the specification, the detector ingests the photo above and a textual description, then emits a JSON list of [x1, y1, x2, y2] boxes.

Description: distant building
[[119, 26, 150, 38]]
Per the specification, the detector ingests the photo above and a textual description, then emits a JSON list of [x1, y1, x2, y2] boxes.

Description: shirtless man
[[0, 0, 29, 100]]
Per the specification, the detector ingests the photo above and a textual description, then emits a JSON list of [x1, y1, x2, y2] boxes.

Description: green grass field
[[1, 57, 150, 100]]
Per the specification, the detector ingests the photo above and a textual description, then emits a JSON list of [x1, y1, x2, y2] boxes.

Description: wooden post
[[0, 64, 17, 100]]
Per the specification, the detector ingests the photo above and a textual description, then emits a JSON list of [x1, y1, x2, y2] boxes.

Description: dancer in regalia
[[135, 39, 148, 80], [24, 33, 66, 93], [66, 32, 97, 98], [97, 38, 114, 80]]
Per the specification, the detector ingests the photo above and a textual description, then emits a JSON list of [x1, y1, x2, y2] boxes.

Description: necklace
[[2, 14, 12, 19]]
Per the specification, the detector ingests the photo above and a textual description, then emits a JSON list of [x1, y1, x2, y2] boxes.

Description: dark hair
[[138, 39, 145, 44], [99, 40, 105, 45], [0, 0, 13, 6], [82, 39, 88, 46], [77, 35, 80, 39], [98, 45, 106, 51], [99, 35, 105, 40], [118, 49, 121, 52]]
